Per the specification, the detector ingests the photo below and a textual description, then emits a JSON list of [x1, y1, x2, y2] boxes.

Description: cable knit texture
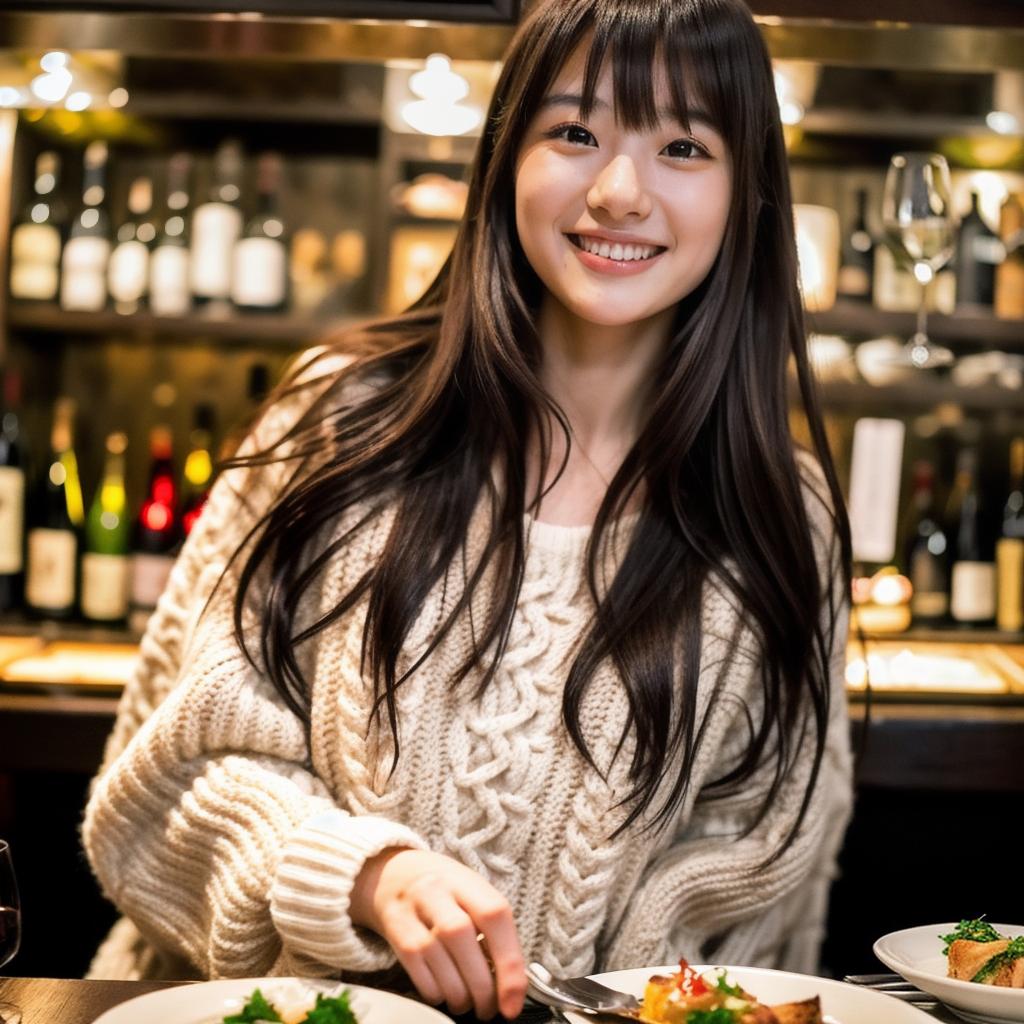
[[82, 367, 853, 984]]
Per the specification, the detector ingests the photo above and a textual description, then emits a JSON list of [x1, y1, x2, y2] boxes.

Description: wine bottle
[[996, 437, 1024, 633], [108, 175, 156, 315], [149, 152, 192, 317], [946, 447, 996, 627], [190, 140, 243, 307], [9, 151, 65, 302], [60, 142, 112, 313], [955, 190, 1003, 312], [232, 152, 288, 312], [0, 370, 27, 612], [837, 187, 874, 302], [994, 192, 1024, 320], [181, 403, 214, 537], [25, 398, 84, 619], [129, 425, 179, 632], [81, 431, 131, 624], [900, 460, 949, 625]]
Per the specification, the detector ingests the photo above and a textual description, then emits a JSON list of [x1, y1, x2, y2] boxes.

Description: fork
[[525, 962, 640, 1019], [843, 972, 938, 1007]]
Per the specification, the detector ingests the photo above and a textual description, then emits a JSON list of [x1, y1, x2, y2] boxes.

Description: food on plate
[[940, 919, 1024, 988], [219, 981, 358, 1024], [639, 959, 822, 1024]]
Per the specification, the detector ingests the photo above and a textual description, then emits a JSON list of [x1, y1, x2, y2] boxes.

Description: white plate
[[91, 976, 453, 1024], [563, 964, 936, 1024], [874, 923, 1024, 1024]]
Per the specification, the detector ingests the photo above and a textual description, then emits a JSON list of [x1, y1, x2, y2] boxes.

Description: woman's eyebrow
[[538, 92, 717, 131]]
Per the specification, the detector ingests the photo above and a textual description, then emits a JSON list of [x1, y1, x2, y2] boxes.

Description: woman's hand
[[350, 847, 527, 1020]]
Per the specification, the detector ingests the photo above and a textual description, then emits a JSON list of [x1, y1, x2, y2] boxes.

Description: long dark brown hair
[[227, 0, 851, 851]]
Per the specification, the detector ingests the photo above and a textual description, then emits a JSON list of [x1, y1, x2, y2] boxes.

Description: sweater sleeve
[[604, 458, 853, 974], [83, 358, 430, 978]]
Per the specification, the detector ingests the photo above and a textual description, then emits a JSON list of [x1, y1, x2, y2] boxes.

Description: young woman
[[83, 0, 853, 1019]]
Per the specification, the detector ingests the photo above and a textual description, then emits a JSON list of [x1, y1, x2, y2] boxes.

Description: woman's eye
[[662, 139, 708, 160], [550, 123, 597, 147]]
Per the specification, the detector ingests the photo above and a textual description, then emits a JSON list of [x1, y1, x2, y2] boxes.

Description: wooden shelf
[[810, 379, 1024, 412], [6, 302, 362, 346], [807, 301, 1024, 350]]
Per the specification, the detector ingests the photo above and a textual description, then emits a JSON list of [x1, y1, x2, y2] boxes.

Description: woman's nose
[[586, 154, 652, 220]]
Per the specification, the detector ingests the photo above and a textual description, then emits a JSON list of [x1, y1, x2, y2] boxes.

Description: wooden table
[[0, 977, 179, 1023]]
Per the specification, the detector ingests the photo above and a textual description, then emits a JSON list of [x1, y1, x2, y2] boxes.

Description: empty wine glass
[[881, 152, 958, 369], [0, 840, 21, 1024]]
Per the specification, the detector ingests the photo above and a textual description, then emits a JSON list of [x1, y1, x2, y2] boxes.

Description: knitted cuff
[[270, 811, 428, 973]]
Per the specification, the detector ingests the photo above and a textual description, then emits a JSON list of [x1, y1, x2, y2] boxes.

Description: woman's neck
[[525, 296, 672, 525]]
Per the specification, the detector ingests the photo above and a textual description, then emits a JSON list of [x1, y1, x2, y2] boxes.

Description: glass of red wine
[[0, 840, 21, 1024]]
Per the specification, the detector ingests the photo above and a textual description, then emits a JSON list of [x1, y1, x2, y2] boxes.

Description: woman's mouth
[[566, 234, 666, 262]]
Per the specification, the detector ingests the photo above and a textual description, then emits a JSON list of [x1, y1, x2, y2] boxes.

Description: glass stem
[[915, 276, 931, 345]]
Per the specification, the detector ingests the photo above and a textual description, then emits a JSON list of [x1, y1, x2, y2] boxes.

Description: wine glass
[[881, 152, 958, 369], [0, 840, 21, 1024]]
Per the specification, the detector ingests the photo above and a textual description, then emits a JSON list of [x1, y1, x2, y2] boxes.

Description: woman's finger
[[420, 931, 473, 1016], [417, 888, 497, 1019], [379, 903, 445, 1008], [460, 891, 527, 1020]]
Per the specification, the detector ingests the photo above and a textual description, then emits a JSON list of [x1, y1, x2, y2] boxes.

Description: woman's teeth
[[570, 234, 661, 261]]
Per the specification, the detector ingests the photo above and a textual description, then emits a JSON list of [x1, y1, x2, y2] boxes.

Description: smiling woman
[[82, 0, 853, 1019]]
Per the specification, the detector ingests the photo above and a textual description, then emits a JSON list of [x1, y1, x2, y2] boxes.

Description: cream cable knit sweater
[[82, 370, 853, 985]]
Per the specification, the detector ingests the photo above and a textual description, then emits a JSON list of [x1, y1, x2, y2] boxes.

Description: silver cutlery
[[526, 962, 640, 1019], [843, 973, 938, 1007]]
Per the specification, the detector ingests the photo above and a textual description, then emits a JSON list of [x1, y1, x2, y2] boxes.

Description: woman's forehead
[[541, 45, 706, 127]]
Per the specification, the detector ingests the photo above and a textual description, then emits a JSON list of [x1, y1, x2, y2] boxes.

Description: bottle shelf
[[808, 379, 1024, 412], [808, 301, 1024, 350], [6, 302, 361, 347], [861, 626, 1024, 645]]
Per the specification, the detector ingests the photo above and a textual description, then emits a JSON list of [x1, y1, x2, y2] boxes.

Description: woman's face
[[515, 47, 732, 330]]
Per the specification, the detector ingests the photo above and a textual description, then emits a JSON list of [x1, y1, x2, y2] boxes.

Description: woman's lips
[[565, 233, 667, 276]]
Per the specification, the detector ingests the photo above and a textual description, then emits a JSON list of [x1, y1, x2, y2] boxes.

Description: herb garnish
[[223, 988, 283, 1023], [685, 1010, 736, 1024], [222, 988, 357, 1024], [939, 918, 1003, 955], [972, 937, 1024, 984], [713, 972, 743, 998]]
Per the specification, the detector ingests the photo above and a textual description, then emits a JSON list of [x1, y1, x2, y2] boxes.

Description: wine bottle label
[[950, 561, 997, 622], [837, 264, 870, 298], [0, 467, 26, 573], [12, 222, 61, 266], [909, 549, 948, 619], [190, 203, 242, 299], [972, 236, 1006, 266], [232, 237, 287, 307], [130, 551, 175, 609], [10, 261, 59, 301], [11, 224, 61, 300], [848, 418, 905, 563], [108, 240, 149, 303], [26, 527, 77, 610], [996, 537, 1024, 632], [60, 236, 111, 311], [150, 246, 191, 315], [81, 552, 130, 621]]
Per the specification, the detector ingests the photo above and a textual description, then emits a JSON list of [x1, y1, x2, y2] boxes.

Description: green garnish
[[222, 988, 357, 1024], [714, 972, 744, 998], [223, 988, 283, 1023], [939, 918, 1003, 955], [686, 1010, 737, 1024], [972, 936, 1024, 984], [302, 992, 359, 1024]]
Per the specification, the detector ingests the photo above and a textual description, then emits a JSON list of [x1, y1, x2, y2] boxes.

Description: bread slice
[[948, 939, 1019, 985], [769, 996, 823, 1024]]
